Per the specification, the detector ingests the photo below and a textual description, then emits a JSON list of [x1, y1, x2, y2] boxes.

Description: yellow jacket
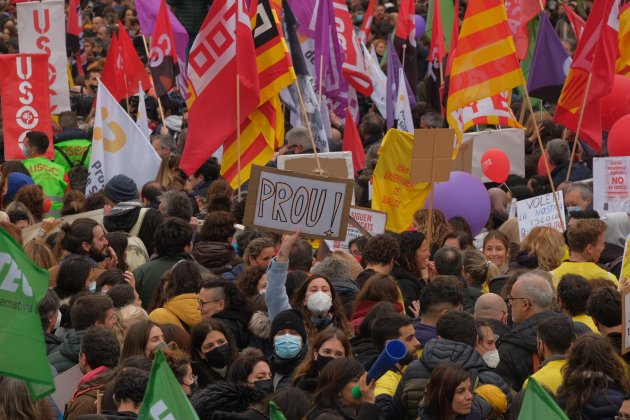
[[572, 314, 599, 334], [551, 261, 619, 288], [149, 293, 202, 330], [523, 359, 567, 396]]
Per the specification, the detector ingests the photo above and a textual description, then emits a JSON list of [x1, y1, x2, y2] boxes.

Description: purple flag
[[527, 13, 572, 103], [313, 0, 348, 116], [287, 0, 317, 37], [386, 38, 417, 129], [136, 0, 189, 99]]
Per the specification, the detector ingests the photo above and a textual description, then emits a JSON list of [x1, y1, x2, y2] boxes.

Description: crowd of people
[[1, 0, 628, 418]]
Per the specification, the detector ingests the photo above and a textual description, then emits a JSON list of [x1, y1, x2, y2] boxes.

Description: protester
[[418, 364, 483, 420], [356, 234, 400, 288], [120, 320, 165, 360], [391, 231, 429, 314], [350, 273, 403, 333], [190, 318, 240, 388]]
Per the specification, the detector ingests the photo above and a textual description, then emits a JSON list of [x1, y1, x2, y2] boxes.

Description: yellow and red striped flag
[[220, 0, 295, 188], [445, 0, 525, 144]]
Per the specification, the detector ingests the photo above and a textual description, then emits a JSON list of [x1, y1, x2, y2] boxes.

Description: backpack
[[55, 144, 91, 193]]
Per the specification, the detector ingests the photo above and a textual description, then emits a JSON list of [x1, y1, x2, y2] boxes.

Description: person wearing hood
[[54, 111, 92, 174], [396, 312, 511, 420], [65, 327, 120, 419], [102, 174, 164, 256], [191, 318, 241, 388], [268, 309, 309, 391], [193, 211, 242, 275]]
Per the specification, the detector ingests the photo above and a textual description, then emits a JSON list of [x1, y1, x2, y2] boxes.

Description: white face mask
[[53, 309, 62, 332], [306, 291, 332, 315], [482, 349, 500, 368]]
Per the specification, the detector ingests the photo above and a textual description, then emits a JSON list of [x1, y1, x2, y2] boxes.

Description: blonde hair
[[23, 241, 57, 269], [520, 226, 566, 271], [413, 209, 452, 249], [463, 249, 500, 289]]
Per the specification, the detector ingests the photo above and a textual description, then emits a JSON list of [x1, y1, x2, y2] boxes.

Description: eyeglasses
[[198, 298, 221, 307], [506, 295, 528, 305]]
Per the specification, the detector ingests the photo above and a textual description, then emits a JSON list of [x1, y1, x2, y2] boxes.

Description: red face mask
[[43, 198, 51, 213]]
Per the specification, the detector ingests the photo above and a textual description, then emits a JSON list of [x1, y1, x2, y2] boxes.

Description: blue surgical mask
[[88, 282, 97, 293], [566, 206, 581, 216], [274, 334, 303, 359]]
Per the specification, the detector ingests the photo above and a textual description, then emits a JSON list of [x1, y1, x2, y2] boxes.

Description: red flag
[[562, 3, 586, 42], [342, 108, 365, 176], [428, 0, 445, 81], [0, 54, 54, 160], [359, 0, 377, 43], [149, 0, 179, 96], [554, 0, 619, 152], [67, 0, 85, 75], [395, 0, 416, 46], [101, 24, 151, 102], [181, 0, 260, 175], [505, 0, 545, 60]]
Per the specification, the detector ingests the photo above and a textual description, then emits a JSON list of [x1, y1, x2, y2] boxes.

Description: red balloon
[[480, 148, 510, 183], [601, 75, 630, 131], [608, 114, 630, 156]]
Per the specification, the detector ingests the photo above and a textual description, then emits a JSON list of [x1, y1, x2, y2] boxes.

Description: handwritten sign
[[325, 206, 387, 251], [244, 165, 354, 240], [594, 157, 630, 216], [517, 191, 565, 241]]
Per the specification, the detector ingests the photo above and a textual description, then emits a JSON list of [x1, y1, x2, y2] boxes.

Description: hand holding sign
[[278, 229, 301, 263]]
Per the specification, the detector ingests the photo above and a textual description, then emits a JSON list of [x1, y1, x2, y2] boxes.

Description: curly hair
[[557, 274, 592, 316], [413, 209, 452, 250], [558, 334, 630, 418], [199, 211, 236, 242], [236, 266, 267, 299], [520, 226, 565, 271], [164, 343, 192, 384], [14, 184, 45, 222], [362, 234, 399, 266], [396, 231, 426, 277]]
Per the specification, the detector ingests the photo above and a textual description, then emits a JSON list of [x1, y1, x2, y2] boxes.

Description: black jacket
[[396, 338, 511, 419], [550, 160, 592, 187], [103, 206, 164, 255], [351, 336, 379, 371], [495, 311, 564, 391], [192, 241, 242, 275], [45, 332, 63, 355], [390, 265, 426, 317], [558, 380, 627, 420], [307, 403, 383, 420], [214, 309, 252, 351]]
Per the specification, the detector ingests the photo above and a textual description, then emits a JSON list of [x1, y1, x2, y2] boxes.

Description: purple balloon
[[424, 171, 491, 236], [414, 15, 426, 38]]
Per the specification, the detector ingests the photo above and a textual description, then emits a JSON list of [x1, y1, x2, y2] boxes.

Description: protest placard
[[243, 165, 354, 240], [593, 157, 630, 216], [325, 206, 387, 251], [517, 191, 565, 241], [277, 152, 354, 179]]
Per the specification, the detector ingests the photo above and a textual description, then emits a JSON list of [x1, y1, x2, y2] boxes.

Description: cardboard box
[[410, 129, 455, 184]]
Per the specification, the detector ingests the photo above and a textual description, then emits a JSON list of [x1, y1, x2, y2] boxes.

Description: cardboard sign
[[21, 209, 104, 243], [243, 165, 354, 239], [593, 157, 630, 216], [51, 364, 83, 410], [325, 206, 387, 251], [516, 191, 565, 241], [410, 129, 455, 183], [277, 152, 354, 180], [453, 128, 525, 180], [623, 283, 630, 355]]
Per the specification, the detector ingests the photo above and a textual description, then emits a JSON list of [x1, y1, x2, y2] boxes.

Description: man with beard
[[370, 312, 420, 419], [49, 218, 118, 288]]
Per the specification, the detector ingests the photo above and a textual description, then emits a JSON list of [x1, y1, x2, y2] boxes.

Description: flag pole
[[565, 72, 593, 183], [523, 87, 565, 230], [318, 56, 324, 109], [293, 80, 323, 175], [402, 44, 407, 69], [123, 74, 131, 113], [236, 73, 242, 200], [426, 134, 438, 249], [141, 35, 168, 128]]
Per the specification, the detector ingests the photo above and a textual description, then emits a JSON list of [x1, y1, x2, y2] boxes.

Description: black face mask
[[204, 344, 231, 368], [316, 355, 334, 373], [254, 378, 274, 395], [90, 83, 99, 92]]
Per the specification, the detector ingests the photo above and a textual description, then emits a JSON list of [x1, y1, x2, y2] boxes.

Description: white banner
[[325, 206, 387, 251], [17, 0, 71, 113], [461, 128, 526, 180], [86, 82, 162, 196], [593, 157, 630, 216]]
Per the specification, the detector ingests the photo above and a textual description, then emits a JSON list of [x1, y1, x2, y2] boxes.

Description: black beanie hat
[[104, 174, 138, 203], [270, 309, 307, 343]]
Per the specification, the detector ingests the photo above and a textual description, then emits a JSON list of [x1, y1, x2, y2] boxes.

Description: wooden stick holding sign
[[293, 80, 324, 175], [243, 165, 354, 240], [410, 129, 456, 246]]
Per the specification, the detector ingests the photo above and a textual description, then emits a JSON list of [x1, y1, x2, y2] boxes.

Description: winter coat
[[65, 366, 116, 419], [413, 322, 437, 351], [351, 336, 379, 371], [149, 293, 202, 331], [396, 338, 512, 420], [390, 265, 426, 317], [495, 311, 564, 391], [248, 311, 274, 358], [49, 329, 85, 374], [307, 402, 383, 420], [104, 204, 164, 256], [557, 380, 627, 420], [351, 300, 403, 335], [330, 276, 360, 319], [355, 269, 377, 290], [192, 241, 242, 275], [214, 309, 252, 350], [45, 332, 63, 355], [550, 160, 592, 187]]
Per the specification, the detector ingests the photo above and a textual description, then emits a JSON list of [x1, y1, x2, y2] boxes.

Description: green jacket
[[23, 156, 67, 217], [49, 329, 85, 374], [54, 139, 91, 173]]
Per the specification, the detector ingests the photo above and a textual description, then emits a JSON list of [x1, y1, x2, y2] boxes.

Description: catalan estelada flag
[[220, 0, 295, 188], [445, 0, 525, 144]]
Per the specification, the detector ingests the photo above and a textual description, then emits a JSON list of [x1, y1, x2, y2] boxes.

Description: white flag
[[363, 43, 387, 118], [136, 83, 152, 141], [86, 82, 162, 196], [395, 68, 414, 133]]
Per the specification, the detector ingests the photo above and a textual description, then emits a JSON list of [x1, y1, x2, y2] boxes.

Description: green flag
[[426, 0, 454, 51], [518, 377, 568, 420], [138, 350, 200, 419], [0, 229, 55, 399]]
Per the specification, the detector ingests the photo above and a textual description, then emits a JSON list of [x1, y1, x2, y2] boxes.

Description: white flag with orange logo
[[86, 82, 162, 196]]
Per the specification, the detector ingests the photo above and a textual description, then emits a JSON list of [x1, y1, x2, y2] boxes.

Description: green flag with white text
[[0, 229, 55, 399], [138, 350, 200, 419], [518, 377, 568, 420]]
